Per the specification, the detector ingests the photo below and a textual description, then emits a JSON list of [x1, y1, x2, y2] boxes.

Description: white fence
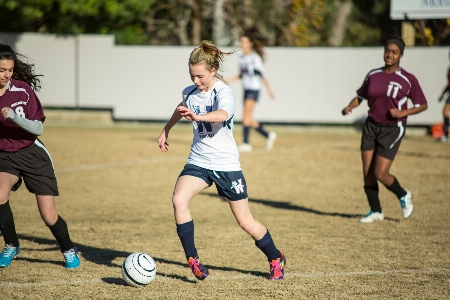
[[0, 32, 448, 125]]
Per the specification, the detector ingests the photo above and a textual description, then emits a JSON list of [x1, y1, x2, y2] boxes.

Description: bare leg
[[361, 150, 377, 186], [227, 198, 267, 240], [172, 175, 209, 224], [373, 155, 395, 187], [242, 99, 259, 128], [36, 195, 58, 226], [0, 172, 19, 205]]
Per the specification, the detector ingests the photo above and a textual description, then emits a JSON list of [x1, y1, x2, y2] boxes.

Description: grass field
[[0, 120, 449, 299]]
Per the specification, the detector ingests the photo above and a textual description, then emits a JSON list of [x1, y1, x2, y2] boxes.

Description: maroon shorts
[[0, 140, 59, 195]]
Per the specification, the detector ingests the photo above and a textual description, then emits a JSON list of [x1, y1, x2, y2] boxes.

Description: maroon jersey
[[0, 79, 45, 152], [356, 67, 427, 124]]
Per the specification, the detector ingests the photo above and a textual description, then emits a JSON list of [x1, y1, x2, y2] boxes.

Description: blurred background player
[[157, 41, 285, 280], [438, 50, 450, 142], [0, 44, 79, 269], [227, 33, 276, 152], [341, 36, 428, 223]]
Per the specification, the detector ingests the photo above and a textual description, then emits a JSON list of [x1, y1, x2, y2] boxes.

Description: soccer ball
[[121, 252, 156, 287]]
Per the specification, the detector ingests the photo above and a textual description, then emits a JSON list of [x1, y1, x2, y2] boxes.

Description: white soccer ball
[[121, 252, 156, 287]]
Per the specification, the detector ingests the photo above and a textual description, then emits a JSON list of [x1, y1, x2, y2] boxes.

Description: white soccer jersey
[[239, 52, 265, 91], [182, 81, 241, 171]]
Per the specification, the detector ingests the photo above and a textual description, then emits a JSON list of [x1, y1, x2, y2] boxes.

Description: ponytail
[[189, 40, 235, 82]]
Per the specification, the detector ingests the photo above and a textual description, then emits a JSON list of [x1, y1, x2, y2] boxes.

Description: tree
[[414, 19, 450, 46], [0, 0, 154, 44]]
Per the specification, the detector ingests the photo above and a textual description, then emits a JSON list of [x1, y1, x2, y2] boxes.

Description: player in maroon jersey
[[438, 52, 450, 142], [341, 36, 428, 223], [0, 44, 80, 268]]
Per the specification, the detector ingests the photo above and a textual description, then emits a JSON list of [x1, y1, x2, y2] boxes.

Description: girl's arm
[[225, 75, 241, 83], [390, 103, 428, 119], [1, 107, 43, 135], [438, 86, 449, 102], [157, 104, 183, 152], [177, 106, 228, 123], [342, 97, 363, 115], [262, 77, 275, 99]]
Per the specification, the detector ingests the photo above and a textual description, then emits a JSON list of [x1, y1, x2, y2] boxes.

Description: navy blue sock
[[364, 184, 382, 213], [255, 124, 269, 138], [255, 230, 281, 261], [0, 201, 19, 247], [243, 126, 250, 143], [385, 177, 407, 199], [176, 220, 198, 260]]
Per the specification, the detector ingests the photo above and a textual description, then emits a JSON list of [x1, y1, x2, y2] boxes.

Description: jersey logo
[[231, 179, 245, 194], [193, 104, 215, 138], [387, 81, 402, 98]]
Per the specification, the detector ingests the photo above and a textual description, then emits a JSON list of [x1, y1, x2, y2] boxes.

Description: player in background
[[438, 50, 450, 142], [157, 41, 285, 280], [341, 36, 428, 223], [227, 34, 276, 152], [0, 44, 80, 268]]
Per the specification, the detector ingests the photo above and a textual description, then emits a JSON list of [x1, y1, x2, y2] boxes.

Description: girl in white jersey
[[228, 34, 276, 152], [157, 41, 285, 281]]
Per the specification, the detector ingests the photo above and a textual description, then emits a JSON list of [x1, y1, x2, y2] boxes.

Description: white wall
[[1, 33, 448, 125]]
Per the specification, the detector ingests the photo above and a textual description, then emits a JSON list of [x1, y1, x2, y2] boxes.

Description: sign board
[[391, 0, 450, 20]]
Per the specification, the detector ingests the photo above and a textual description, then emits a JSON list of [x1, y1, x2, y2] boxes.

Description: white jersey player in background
[[228, 34, 276, 152]]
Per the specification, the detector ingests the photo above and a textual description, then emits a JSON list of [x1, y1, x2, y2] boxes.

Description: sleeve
[[408, 75, 427, 107], [6, 109, 43, 135], [253, 54, 265, 78], [24, 85, 46, 122], [217, 87, 235, 119], [356, 75, 369, 100]]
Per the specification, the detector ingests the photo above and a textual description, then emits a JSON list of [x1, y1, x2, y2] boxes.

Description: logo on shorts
[[231, 179, 245, 194]]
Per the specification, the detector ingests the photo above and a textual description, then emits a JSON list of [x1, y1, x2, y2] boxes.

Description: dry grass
[[0, 122, 449, 299]]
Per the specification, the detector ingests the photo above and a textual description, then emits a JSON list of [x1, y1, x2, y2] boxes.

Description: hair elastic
[[385, 39, 405, 54], [0, 51, 13, 57]]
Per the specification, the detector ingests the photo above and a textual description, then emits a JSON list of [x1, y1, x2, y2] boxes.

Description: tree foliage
[[1, 0, 449, 46], [0, 0, 154, 44]]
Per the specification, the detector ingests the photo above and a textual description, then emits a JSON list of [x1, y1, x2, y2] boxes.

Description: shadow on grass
[[202, 192, 400, 222], [16, 234, 266, 283]]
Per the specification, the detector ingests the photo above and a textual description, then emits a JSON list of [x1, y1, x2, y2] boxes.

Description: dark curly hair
[[0, 43, 42, 91]]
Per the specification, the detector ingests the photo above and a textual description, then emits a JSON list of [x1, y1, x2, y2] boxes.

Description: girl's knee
[[172, 193, 189, 211]]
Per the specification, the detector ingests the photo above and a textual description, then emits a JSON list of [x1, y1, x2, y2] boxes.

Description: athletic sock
[[255, 124, 269, 138], [384, 177, 407, 199], [364, 184, 382, 213], [48, 216, 75, 252], [176, 220, 198, 260], [444, 116, 450, 137], [243, 126, 250, 144], [0, 201, 19, 247], [255, 230, 281, 261]]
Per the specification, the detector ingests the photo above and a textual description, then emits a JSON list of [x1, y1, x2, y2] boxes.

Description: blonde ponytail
[[189, 40, 235, 82]]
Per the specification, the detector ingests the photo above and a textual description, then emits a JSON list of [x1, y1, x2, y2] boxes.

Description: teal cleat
[[63, 248, 80, 269], [0, 244, 20, 268]]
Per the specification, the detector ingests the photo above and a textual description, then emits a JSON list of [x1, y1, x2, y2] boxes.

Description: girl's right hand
[[157, 129, 169, 153], [342, 107, 352, 115]]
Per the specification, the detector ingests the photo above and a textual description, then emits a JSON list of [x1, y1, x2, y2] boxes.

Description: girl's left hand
[[177, 106, 199, 121], [1, 107, 9, 119], [390, 108, 404, 119]]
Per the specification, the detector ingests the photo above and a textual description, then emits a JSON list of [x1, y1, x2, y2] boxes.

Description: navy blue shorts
[[178, 164, 248, 201], [243, 90, 260, 102]]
